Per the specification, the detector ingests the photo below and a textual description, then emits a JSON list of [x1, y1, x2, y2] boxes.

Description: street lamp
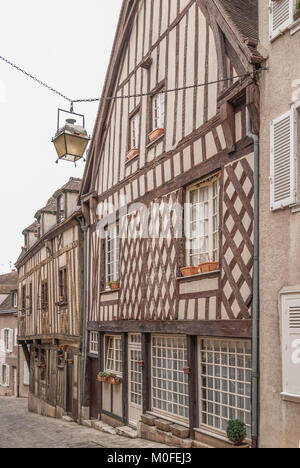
[[52, 109, 90, 164]]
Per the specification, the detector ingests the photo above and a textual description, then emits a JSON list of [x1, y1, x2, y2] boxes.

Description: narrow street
[[0, 398, 168, 449]]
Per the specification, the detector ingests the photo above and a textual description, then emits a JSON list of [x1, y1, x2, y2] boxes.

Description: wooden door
[[90, 358, 99, 420], [128, 334, 143, 428]]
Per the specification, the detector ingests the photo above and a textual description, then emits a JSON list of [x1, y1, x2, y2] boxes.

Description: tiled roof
[[219, 0, 258, 42], [54, 178, 82, 197]]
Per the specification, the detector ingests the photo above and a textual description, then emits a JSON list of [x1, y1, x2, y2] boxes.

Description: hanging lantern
[[52, 108, 90, 164]]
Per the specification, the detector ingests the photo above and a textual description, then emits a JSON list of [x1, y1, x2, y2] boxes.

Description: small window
[[152, 91, 165, 130], [59, 268, 68, 304], [281, 293, 300, 397], [41, 282, 48, 310], [129, 112, 140, 150], [2, 329, 13, 353], [28, 284, 33, 314], [105, 223, 120, 288], [57, 194, 65, 223], [186, 175, 220, 266], [89, 331, 99, 355], [0, 364, 9, 387], [12, 291, 18, 308], [21, 286, 26, 315], [105, 336, 123, 375]]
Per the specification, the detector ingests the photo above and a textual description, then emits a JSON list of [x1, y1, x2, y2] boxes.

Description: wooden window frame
[[41, 281, 49, 311], [28, 284, 33, 315], [12, 291, 18, 309], [89, 331, 99, 355], [57, 194, 65, 224], [58, 267, 68, 306], [104, 335, 123, 376], [21, 285, 26, 315], [128, 106, 140, 152], [105, 223, 120, 288]]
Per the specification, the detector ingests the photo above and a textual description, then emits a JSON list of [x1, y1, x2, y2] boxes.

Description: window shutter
[[270, 109, 297, 210], [8, 329, 13, 353], [0, 330, 4, 353], [15, 329, 18, 347], [270, 0, 293, 39], [5, 365, 10, 387], [281, 294, 300, 396], [24, 361, 30, 386]]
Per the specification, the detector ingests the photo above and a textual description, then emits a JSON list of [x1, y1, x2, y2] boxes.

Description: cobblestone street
[[0, 398, 168, 449]]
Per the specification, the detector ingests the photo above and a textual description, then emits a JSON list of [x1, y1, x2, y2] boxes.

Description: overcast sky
[[0, 0, 123, 274]]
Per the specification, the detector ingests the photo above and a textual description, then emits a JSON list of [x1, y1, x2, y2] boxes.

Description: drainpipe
[[79, 218, 88, 425], [17, 344, 20, 398], [247, 110, 259, 448]]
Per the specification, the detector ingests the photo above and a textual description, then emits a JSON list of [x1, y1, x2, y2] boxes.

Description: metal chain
[[0, 53, 266, 107]]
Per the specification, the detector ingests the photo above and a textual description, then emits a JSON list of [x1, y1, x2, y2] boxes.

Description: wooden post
[[187, 335, 198, 439], [122, 333, 129, 424], [142, 333, 151, 414]]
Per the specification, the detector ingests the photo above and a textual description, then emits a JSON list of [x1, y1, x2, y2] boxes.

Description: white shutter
[[270, 109, 297, 210], [281, 294, 300, 396], [5, 365, 10, 387], [24, 361, 30, 386], [14, 329, 18, 346], [0, 330, 4, 353], [8, 329, 13, 353], [270, 0, 293, 39]]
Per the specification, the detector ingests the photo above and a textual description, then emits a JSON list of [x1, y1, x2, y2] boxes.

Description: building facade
[[0, 271, 29, 398], [80, 0, 262, 447], [16, 178, 84, 421], [259, 0, 300, 448]]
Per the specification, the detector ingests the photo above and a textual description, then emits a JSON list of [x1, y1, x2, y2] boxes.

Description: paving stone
[[0, 397, 169, 449], [62, 416, 74, 423], [116, 426, 138, 439], [82, 420, 93, 427]]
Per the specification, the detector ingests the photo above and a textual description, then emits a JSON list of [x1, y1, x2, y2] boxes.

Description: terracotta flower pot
[[112, 377, 121, 386], [199, 262, 219, 273], [110, 282, 119, 290], [180, 266, 199, 277], [97, 376, 106, 383], [127, 148, 139, 160], [148, 128, 164, 142], [138, 360, 144, 368], [183, 367, 191, 375]]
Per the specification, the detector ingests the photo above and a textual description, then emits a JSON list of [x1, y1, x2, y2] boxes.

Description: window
[[0, 329, 13, 353], [89, 331, 99, 355], [59, 268, 68, 304], [24, 361, 30, 386], [152, 336, 189, 420], [41, 282, 48, 310], [105, 336, 122, 375], [129, 112, 140, 150], [0, 364, 9, 387], [57, 194, 65, 223], [199, 339, 252, 438], [281, 292, 300, 398], [186, 176, 220, 266], [152, 92, 165, 130], [21, 285, 26, 315], [105, 223, 120, 287], [129, 334, 142, 408], [270, 109, 297, 210], [28, 284, 33, 314], [269, 0, 294, 40], [12, 291, 18, 308]]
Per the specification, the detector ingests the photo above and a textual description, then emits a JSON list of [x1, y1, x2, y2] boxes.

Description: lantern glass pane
[[65, 134, 89, 158], [53, 134, 67, 158]]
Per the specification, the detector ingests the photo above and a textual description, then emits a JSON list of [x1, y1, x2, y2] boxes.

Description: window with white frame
[[129, 112, 140, 150], [129, 334, 142, 407], [281, 292, 300, 398], [105, 223, 120, 287], [152, 92, 165, 130], [0, 364, 9, 387], [0, 329, 13, 353], [199, 339, 252, 438], [270, 108, 297, 211], [152, 336, 189, 420], [24, 361, 30, 386], [186, 176, 220, 266], [105, 336, 123, 375], [12, 291, 18, 308], [269, 0, 295, 40], [89, 331, 99, 355]]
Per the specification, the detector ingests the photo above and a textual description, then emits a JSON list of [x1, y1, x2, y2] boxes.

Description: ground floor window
[[129, 334, 142, 407], [0, 364, 9, 387], [152, 336, 189, 420], [199, 339, 251, 437], [89, 331, 99, 355], [105, 335, 123, 375]]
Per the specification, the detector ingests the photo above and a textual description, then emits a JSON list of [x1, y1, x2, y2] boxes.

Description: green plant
[[98, 371, 117, 378], [227, 420, 246, 445], [297, 1, 300, 11]]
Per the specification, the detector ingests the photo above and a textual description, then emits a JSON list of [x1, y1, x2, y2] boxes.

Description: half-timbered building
[[16, 178, 84, 421], [80, 0, 262, 447]]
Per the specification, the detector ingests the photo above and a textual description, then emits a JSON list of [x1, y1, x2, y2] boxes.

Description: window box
[[108, 281, 119, 291], [199, 261, 219, 273], [148, 127, 164, 143], [97, 372, 121, 385], [126, 147, 139, 161], [180, 266, 199, 277]]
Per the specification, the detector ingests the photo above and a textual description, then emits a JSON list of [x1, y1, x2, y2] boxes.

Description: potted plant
[[108, 280, 119, 290], [295, 1, 300, 20], [183, 367, 191, 375], [227, 420, 247, 446], [180, 266, 199, 277], [97, 371, 109, 383], [127, 148, 139, 160], [148, 128, 164, 143]]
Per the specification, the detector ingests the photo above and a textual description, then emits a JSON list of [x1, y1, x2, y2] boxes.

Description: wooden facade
[[80, 0, 262, 446], [16, 178, 83, 421]]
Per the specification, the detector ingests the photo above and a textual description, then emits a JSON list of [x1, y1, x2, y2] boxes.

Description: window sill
[[100, 289, 120, 296], [194, 426, 251, 446], [125, 152, 139, 165], [281, 392, 300, 403], [176, 270, 220, 281], [146, 133, 165, 150], [270, 17, 300, 42]]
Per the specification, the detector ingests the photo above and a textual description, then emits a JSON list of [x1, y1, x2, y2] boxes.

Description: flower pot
[[148, 128, 164, 142], [127, 148, 139, 160], [138, 360, 144, 368], [97, 376, 106, 383], [183, 367, 191, 375], [199, 262, 219, 273], [110, 282, 119, 290], [231, 438, 245, 446], [112, 377, 121, 386], [107, 376, 115, 385], [180, 266, 199, 277]]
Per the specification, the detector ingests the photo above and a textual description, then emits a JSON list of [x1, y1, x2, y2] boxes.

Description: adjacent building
[[0, 271, 29, 398], [16, 178, 84, 421], [79, 0, 262, 447], [259, 0, 300, 448]]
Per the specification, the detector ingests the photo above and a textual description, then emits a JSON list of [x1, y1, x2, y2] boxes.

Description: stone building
[[16, 178, 85, 421], [0, 271, 29, 398], [258, 0, 300, 448]]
